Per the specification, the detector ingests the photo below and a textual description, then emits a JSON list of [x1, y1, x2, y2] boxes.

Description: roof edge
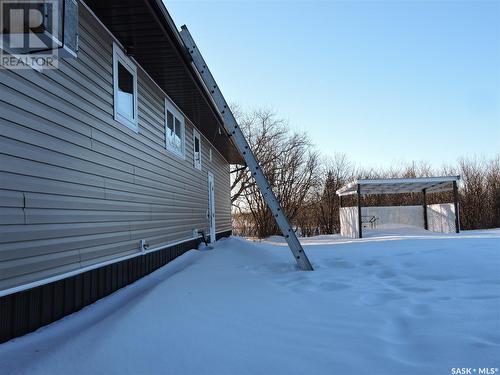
[[336, 175, 461, 196], [147, 0, 243, 164]]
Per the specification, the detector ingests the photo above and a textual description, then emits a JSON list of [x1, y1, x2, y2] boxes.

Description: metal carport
[[336, 176, 461, 238]]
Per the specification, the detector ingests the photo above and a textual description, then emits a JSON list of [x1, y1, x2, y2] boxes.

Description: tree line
[[231, 108, 499, 237]]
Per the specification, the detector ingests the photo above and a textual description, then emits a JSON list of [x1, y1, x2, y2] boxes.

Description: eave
[[83, 0, 244, 164]]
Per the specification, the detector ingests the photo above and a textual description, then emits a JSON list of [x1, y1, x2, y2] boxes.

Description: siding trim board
[[0, 230, 232, 298], [0, 231, 230, 344], [215, 230, 232, 242]]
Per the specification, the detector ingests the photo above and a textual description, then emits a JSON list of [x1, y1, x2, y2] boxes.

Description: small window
[[165, 99, 185, 157], [209, 148, 213, 162], [193, 129, 202, 170], [113, 43, 138, 131]]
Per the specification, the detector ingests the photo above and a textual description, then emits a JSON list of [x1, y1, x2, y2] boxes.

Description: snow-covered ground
[[1, 228, 499, 375]]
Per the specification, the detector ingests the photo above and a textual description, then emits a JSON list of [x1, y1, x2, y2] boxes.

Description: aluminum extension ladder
[[179, 26, 313, 271]]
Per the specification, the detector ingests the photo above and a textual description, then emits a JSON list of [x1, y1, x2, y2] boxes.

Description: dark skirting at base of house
[[0, 230, 232, 344]]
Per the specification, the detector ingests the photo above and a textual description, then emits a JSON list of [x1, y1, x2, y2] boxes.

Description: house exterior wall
[[0, 3, 232, 294]]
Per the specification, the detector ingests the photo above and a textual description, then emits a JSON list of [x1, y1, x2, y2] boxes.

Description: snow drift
[[0, 229, 499, 375]]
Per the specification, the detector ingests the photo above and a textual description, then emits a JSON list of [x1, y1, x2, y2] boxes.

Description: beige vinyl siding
[[0, 3, 232, 291]]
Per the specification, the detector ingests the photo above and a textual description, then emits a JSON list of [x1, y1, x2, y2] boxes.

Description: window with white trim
[[209, 148, 213, 162], [113, 43, 138, 131], [165, 99, 185, 157], [193, 129, 202, 170]]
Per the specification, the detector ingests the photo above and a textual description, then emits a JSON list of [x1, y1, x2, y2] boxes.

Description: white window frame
[[164, 98, 185, 158], [193, 129, 202, 170], [112, 43, 138, 132]]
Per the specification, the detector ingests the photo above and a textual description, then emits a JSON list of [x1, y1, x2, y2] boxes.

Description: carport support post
[[453, 180, 460, 233], [357, 184, 362, 239], [422, 188, 428, 230]]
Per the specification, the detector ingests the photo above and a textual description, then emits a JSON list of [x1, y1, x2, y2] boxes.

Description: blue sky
[[167, 0, 499, 169]]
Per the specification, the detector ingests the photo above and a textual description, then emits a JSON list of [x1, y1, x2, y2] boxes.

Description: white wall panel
[[362, 206, 424, 229], [340, 207, 359, 238], [427, 203, 456, 233]]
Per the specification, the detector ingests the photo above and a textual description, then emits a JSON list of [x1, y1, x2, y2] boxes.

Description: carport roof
[[336, 176, 460, 196]]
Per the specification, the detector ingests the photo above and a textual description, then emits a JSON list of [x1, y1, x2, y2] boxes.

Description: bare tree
[[231, 108, 319, 238], [455, 155, 500, 230], [231, 108, 499, 237], [486, 156, 500, 228], [312, 153, 354, 234], [230, 108, 288, 206]]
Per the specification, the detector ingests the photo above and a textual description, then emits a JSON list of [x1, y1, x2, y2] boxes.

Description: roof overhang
[[83, 0, 243, 164], [336, 176, 460, 196]]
